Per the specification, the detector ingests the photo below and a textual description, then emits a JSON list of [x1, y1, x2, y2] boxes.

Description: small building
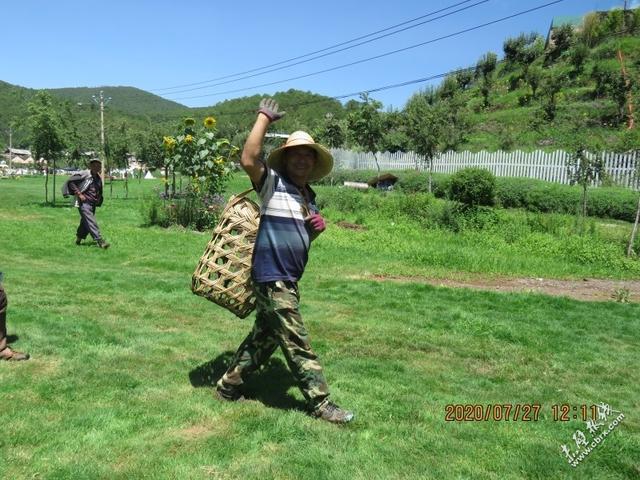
[[2, 148, 35, 166]]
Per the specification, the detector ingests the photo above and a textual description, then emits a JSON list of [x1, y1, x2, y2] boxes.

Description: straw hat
[[266, 131, 333, 182]]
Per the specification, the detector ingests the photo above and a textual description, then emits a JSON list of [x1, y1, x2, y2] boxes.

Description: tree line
[[10, 7, 640, 203]]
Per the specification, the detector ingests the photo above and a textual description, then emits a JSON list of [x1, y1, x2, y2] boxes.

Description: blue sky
[[3, 0, 636, 110]]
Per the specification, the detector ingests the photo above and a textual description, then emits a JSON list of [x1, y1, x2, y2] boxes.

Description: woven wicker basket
[[191, 189, 260, 319]]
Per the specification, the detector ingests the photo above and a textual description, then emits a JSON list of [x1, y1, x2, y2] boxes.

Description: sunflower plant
[[163, 116, 239, 197], [154, 116, 240, 230]]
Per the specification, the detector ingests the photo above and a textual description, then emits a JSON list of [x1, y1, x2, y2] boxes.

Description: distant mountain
[[0, 80, 345, 153], [49, 86, 190, 119]]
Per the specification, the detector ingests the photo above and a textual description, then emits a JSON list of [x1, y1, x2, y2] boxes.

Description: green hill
[[2, 7, 639, 159], [457, 33, 640, 151], [49, 85, 189, 119]]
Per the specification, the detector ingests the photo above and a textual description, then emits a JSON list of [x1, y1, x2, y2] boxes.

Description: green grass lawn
[[1, 176, 638, 479]]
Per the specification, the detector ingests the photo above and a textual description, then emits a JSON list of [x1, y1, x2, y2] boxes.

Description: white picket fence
[[331, 148, 640, 188]]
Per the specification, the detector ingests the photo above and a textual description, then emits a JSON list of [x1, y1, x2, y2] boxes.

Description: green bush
[[141, 190, 225, 231], [321, 169, 639, 222], [317, 169, 378, 186], [449, 168, 496, 207], [495, 177, 639, 221], [395, 171, 450, 196]]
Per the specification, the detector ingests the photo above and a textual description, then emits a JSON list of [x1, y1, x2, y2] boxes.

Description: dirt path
[[359, 274, 640, 303]]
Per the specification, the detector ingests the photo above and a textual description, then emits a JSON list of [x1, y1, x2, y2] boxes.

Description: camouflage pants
[[217, 280, 329, 408]]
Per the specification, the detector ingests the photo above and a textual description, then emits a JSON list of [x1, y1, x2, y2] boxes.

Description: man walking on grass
[[215, 98, 354, 424], [63, 159, 110, 249]]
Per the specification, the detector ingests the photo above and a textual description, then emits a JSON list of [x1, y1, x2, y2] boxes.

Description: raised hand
[[258, 98, 285, 123]]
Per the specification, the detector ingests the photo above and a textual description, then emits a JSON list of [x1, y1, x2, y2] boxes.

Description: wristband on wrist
[[257, 108, 276, 122]]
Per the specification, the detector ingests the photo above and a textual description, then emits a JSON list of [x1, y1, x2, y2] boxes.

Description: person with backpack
[[215, 98, 354, 424], [62, 159, 110, 249]]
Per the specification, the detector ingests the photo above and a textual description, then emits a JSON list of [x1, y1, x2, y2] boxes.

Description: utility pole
[[92, 90, 112, 181], [7, 127, 12, 173]]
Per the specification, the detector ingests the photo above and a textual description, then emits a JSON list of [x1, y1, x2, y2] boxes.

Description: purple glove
[[258, 98, 285, 122], [306, 213, 326, 236]]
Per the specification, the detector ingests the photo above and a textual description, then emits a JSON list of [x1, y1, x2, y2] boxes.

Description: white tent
[[144, 170, 155, 179]]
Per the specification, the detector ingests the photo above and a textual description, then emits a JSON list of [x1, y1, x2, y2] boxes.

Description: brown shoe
[[0, 347, 30, 361], [311, 401, 354, 424], [97, 239, 110, 249], [75, 236, 82, 245], [214, 388, 245, 403]]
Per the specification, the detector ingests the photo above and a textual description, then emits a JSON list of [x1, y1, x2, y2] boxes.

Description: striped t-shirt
[[252, 168, 318, 283]]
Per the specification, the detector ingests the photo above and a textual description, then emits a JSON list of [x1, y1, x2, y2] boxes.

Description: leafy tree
[[565, 140, 604, 223], [314, 113, 344, 148], [134, 128, 164, 178], [105, 121, 131, 197], [580, 12, 603, 47], [404, 91, 452, 192], [627, 151, 640, 257], [454, 69, 473, 90], [525, 66, 543, 98], [568, 44, 590, 75], [546, 24, 575, 64], [503, 34, 525, 65], [601, 9, 625, 37], [591, 65, 634, 125], [438, 75, 459, 100], [27, 91, 66, 205], [591, 64, 617, 98], [609, 72, 634, 125], [475, 52, 498, 80], [540, 69, 567, 120], [475, 52, 497, 109], [346, 93, 384, 174], [519, 36, 545, 71], [503, 32, 539, 67], [380, 110, 410, 153], [58, 101, 85, 168]]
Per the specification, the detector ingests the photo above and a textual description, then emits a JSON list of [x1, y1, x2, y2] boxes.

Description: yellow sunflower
[[204, 116, 217, 129], [184, 134, 194, 143], [162, 136, 176, 150]]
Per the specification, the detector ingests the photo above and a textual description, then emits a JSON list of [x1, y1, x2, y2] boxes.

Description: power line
[[151, 0, 487, 93], [207, 25, 637, 119], [155, 0, 490, 96], [167, 0, 567, 102]]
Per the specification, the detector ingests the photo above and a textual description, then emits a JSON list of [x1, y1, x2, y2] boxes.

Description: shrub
[[518, 94, 532, 106], [449, 167, 496, 207], [317, 169, 378, 186], [495, 177, 638, 222], [396, 171, 451, 197], [321, 170, 638, 222], [142, 189, 225, 231]]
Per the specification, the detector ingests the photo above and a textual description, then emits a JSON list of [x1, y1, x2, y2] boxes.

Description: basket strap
[[226, 188, 255, 207], [219, 188, 257, 216], [234, 188, 255, 199]]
